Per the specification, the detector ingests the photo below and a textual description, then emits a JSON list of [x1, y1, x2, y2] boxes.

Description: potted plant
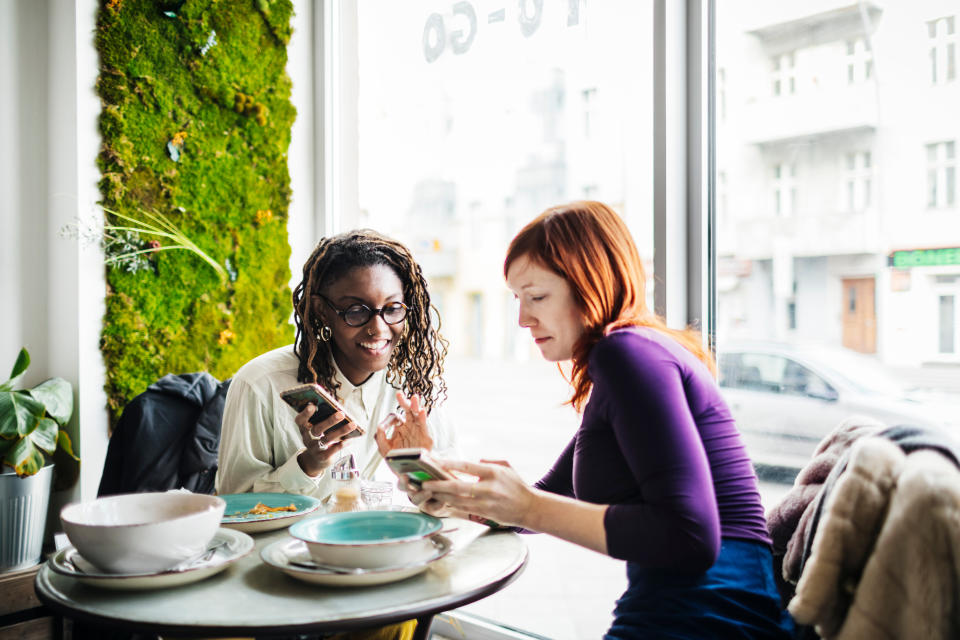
[[0, 347, 78, 572]]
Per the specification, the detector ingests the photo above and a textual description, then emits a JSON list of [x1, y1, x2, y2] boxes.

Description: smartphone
[[279, 383, 365, 440], [385, 447, 454, 488]]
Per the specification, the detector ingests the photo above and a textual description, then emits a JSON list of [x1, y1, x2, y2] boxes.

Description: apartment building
[[717, 0, 960, 367]]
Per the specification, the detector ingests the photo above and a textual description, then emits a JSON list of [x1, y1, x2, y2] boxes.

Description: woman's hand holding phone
[[398, 474, 460, 518], [281, 383, 363, 477], [374, 391, 433, 457], [405, 457, 534, 529], [294, 404, 358, 477]]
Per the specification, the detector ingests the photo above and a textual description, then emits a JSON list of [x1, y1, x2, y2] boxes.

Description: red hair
[[504, 201, 716, 411]]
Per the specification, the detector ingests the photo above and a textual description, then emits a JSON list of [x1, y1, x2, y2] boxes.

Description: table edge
[[34, 540, 529, 636]]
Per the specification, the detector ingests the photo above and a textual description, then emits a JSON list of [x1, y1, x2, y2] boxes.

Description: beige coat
[[789, 439, 960, 639]]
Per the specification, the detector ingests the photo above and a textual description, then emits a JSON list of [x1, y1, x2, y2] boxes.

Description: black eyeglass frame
[[314, 294, 409, 327]]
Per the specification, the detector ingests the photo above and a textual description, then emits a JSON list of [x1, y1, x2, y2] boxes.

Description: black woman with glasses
[[216, 229, 456, 511]]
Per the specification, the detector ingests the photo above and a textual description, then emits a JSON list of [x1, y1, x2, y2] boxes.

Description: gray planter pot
[[0, 463, 53, 572]]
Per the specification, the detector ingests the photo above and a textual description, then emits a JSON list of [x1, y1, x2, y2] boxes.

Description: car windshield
[[804, 349, 908, 397]]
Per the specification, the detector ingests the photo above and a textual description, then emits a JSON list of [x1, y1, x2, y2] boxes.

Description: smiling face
[[317, 264, 406, 386], [506, 256, 586, 362]]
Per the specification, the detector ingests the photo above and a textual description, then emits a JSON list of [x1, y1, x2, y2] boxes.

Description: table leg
[[412, 615, 434, 640]]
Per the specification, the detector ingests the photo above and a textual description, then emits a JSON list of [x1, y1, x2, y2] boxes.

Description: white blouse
[[215, 344, 457, 500]]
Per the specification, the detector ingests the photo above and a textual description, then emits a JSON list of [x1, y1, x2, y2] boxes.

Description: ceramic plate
[[219, 492, 322, 533], [47, 527, 254, 591], [260, 534, 452, 587]]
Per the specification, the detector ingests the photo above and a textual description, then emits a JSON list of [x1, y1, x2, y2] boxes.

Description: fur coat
[[788, 440, 960, 639]]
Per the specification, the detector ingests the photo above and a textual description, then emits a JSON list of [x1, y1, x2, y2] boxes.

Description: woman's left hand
[[396, 474, 461, 518], [375, 391, 434, 457], [421, 459, 535, 529]]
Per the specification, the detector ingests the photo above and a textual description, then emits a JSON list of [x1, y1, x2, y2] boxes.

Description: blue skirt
[[605, 538, 795, 640]]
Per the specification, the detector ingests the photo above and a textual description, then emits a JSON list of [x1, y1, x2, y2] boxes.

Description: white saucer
[[48, 527, 254, 591], [260, 534, 452, 587]]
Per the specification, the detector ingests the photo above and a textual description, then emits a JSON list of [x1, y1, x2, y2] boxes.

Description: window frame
[[926, 140, 957, 209], [928, 15, 957, 85]]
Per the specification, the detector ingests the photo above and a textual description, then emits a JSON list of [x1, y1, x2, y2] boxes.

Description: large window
[[354, 2, 654, 637], [328, 1, 960, 637], [718, 1, 960, 480]]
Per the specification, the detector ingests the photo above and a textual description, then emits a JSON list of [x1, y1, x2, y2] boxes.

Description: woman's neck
[[331, 351, 375, 387]]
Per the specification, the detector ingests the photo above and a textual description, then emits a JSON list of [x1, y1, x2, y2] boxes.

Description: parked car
[[717, 342, 960, 474]]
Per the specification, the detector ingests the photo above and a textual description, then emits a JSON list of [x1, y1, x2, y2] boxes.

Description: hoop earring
[[320, 326, 332, 342]]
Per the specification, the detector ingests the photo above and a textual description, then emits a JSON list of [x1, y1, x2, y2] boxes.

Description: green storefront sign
[[889, 248, 960, 268]]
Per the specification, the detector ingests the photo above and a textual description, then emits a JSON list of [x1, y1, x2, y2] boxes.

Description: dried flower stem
[[102, 207, 227, 281]]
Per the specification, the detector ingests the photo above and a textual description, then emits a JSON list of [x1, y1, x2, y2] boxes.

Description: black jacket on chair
[[97, 372, 231, 496]]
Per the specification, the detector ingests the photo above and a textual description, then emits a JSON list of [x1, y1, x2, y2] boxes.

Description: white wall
[[1, 0, 110, 504], [1, 0, 50, 380]]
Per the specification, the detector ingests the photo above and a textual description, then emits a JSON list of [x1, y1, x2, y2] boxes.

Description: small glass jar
[[360, 479, 394, 509], [327, 454, 362, 513]]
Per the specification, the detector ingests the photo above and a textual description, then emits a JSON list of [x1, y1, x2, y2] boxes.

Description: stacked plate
[[51, 492, 255, 591], [49, 527, 254, 590], [260, 511, 452, 586]]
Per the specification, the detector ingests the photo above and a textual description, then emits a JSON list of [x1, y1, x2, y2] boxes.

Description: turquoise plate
[[220, 493, 322, 533]]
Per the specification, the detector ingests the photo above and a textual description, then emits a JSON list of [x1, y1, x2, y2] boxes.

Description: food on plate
[[236, 502, 297, 516]]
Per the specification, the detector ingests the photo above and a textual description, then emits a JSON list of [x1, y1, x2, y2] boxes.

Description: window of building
[[718, 67, 727, 120], [928, 15, 957, 85], [773, 163, 796, 216], [845, 151, 873, 211], [940, 295, 956, 354], [927, 140, 956, 208], [772, 51, 796, 96], [846, 37, 873, 84], [718, 170, 728, 221], [582, 87, 596, 138]]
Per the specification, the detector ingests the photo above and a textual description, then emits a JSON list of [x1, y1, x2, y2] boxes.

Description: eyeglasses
[[316, 294, 409, 327]]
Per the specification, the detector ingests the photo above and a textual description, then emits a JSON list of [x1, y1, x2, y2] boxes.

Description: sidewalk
[[891, 364, 960, 393]]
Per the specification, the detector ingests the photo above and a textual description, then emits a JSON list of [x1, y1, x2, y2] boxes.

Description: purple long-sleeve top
[[535, 328, 770, 573]]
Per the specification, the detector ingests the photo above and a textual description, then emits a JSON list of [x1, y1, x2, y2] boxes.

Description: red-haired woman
[[402, 202, 794, 639]]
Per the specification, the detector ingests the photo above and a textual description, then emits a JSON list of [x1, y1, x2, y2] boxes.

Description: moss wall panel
[[96, 0, 295, 418]]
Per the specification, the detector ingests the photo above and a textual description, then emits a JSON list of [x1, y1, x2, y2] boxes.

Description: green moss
[[96, 0, 295, 420]]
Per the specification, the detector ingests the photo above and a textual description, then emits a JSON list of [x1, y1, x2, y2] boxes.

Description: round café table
[[34, 525, 527, 639]]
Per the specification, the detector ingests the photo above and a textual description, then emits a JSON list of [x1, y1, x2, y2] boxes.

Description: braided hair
[[292, 229, 448, 413]]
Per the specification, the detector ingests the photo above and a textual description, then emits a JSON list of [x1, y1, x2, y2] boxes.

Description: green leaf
[[0, 348, 30, 391], [0, 391, 44, 438], [4, 437, 45, 477], [56, 430, 79, 461], [29, 417, 58, 455], [28, 378, 74, 425], [0, 437, 13, 458]]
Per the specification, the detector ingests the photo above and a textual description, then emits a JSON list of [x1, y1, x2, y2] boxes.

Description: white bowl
[[288, 511, 442, 569], [60, 492, 225, 574]]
